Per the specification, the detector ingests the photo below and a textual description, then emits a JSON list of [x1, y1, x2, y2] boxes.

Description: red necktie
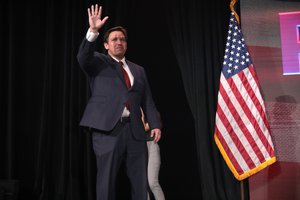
[[119, 61, 131, 109], [119, 61, 131, 89]]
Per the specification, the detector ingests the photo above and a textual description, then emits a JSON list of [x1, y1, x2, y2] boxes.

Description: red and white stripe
[[215, 65, 275, 176]]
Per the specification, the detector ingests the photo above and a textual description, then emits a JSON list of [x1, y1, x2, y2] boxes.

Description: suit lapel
[[126, 61, 136, 91], [116, 62, 126, 85], [108, 56, 127, 87]]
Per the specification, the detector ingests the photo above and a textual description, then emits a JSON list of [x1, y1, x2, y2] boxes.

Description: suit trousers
[[92, 120, 148, 200]]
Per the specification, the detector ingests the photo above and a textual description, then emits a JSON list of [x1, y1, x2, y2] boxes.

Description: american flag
[[214, 12, 276, 180]]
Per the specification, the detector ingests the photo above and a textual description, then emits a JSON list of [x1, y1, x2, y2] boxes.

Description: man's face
[[104, 31, 127, 60]]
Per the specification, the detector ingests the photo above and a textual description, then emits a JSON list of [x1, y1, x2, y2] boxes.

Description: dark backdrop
[[0, 0, 248, 199]]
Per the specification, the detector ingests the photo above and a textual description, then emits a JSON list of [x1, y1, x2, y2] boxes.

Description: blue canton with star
[[222, 13, 252, 79]]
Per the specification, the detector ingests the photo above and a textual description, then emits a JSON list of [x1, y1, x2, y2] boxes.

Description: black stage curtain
[[0, 0, 248, 199], [166, 0, 249, 199]]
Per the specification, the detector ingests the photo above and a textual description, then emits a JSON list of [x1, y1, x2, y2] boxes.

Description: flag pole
[[229, 3, 245, 199], [230, 0, 240, 24], [230, 2, 245, 199], [241, 180, 244, 200]]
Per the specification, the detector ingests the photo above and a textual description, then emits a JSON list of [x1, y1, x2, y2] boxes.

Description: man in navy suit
[[77, 4, 162, 200]]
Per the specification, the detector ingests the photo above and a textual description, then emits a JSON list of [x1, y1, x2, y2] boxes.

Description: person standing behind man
[[77, 4, 162, 200], [147, 141, 165, 200], [141, 110, 165, 200]]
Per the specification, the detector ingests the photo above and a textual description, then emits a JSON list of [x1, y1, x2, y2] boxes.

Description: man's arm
[[77, 4, 109, 76], [140, 69, 162, 143]]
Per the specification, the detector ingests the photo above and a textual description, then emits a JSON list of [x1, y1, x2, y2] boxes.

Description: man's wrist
[[86, 28, 99, 42], [89, 27, 99, 33]]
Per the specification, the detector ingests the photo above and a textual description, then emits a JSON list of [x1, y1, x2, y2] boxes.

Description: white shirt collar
[[111, 56, 126, 65]]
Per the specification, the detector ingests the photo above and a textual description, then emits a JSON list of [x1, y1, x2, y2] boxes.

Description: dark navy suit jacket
[[77, 38, 161, 140]]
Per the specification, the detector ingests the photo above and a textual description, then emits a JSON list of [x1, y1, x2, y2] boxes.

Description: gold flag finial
[[230, 0, 240, 24]]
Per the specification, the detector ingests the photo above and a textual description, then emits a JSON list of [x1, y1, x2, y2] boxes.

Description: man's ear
[[104, 43, 109, 50]]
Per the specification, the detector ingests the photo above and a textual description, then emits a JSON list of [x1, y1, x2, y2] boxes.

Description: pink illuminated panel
[[298, 25, 300, 43], [279, 11, 300, 75]]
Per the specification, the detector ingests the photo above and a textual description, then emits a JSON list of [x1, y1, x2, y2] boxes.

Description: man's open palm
[[88, 4, 108, 32]]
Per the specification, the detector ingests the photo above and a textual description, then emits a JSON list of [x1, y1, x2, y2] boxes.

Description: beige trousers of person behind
[[147, 141, 165, 200]]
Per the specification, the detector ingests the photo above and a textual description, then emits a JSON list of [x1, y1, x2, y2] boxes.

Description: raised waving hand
[[88, 4, 109, 33]]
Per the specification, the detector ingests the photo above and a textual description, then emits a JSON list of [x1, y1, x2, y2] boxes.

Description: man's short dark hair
[[103, 26, 128, 43]]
